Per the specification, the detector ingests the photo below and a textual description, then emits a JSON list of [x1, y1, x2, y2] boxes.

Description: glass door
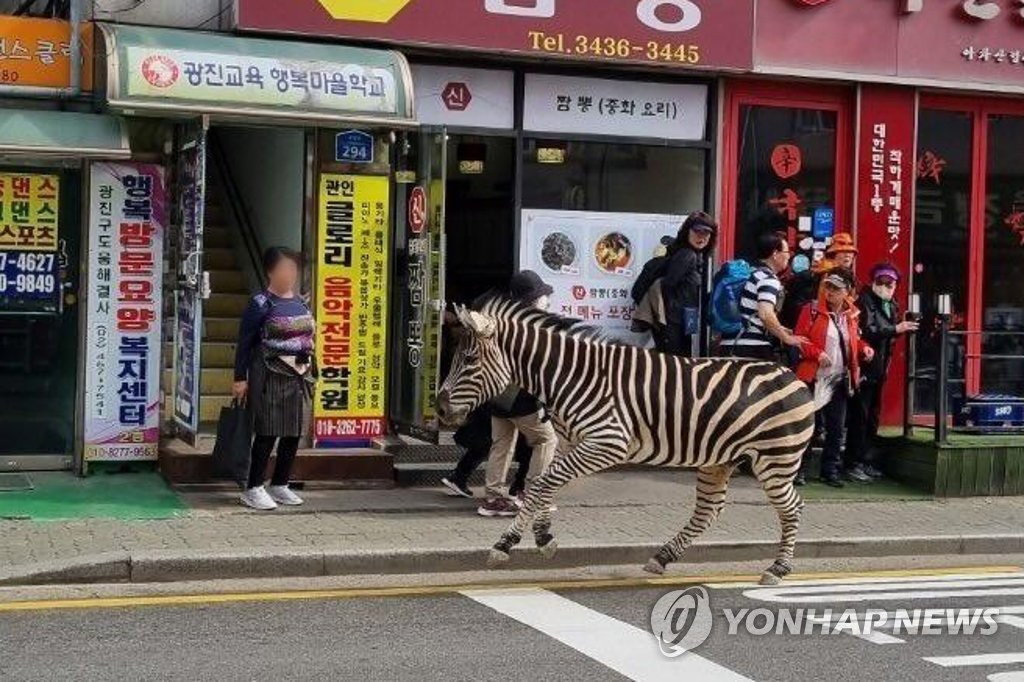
[[390, 129, 447, 442], [172, 121, 207, 446], [0, 168, 80, 459]]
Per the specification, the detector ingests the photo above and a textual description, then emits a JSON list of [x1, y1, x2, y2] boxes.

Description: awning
[[99, 23, 415, 127], [0, 109, 130, 159]]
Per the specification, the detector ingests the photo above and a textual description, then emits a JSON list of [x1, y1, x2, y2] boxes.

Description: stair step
[[164, 394, 233, 425], [205, 248, 237, 270], [204, 317, 240, 342], [162, 368, 235, 394], [163, 341, 237, 369], [203, 227, 232, 249], [205, 293, 249, 317], [209, 269, 246, 293]]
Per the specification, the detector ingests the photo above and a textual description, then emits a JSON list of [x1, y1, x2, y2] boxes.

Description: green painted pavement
[[0, 471, 188, 521]]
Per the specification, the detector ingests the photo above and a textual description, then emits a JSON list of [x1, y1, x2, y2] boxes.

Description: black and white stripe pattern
[[438, 296, 816, 585]]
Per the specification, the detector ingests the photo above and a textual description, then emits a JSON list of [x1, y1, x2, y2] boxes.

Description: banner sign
[[520, 209, 683, 329], [124, 46, 400, 115], [0, 173, 60, 313], [412, 64, 515, 129], [523, 74, 707, 141], [84, 162, 166, 462], [314, 174, 390, 446], [0, 17, 93, 89], [236, 0, 754, 71], [172, 127, 206, 444], [757, 0, 1024, 90]]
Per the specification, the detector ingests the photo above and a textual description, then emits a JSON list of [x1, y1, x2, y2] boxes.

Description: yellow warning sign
[[317, 0, 414, 23]]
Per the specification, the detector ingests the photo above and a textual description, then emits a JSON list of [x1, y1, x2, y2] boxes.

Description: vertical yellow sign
[[0, 173, 59, 251], [314, 174, 390, 444]]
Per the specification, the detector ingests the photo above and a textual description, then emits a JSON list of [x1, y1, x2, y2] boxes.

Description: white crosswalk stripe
[[742, 573, 1024, 604], [462, 587, 753, 682]]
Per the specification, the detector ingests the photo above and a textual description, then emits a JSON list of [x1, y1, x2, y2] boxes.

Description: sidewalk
[[2, 470, 1024, 584]]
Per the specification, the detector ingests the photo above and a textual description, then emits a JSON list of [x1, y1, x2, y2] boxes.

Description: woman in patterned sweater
[[233, 247, 315, 510]]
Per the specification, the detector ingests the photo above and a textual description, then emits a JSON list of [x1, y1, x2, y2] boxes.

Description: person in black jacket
[[846, 263, 919, 481], [440, 402, 533, 500], [660, 211, 717, 356]]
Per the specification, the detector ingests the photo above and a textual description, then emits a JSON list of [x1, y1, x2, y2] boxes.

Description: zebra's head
[[436, 304, 513, 427]]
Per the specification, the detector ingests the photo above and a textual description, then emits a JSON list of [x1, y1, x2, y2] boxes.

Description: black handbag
[[211, 400, 252, 486]]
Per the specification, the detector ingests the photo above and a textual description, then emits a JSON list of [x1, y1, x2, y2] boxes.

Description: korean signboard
[[236, 0, 754, 71], [124, 47, 400, 115], [757, 0, 1024, 90], [314, 174, 390, 446], [523, 74, 707, 141], [412, 65, 514, 129], [0, 173, 60, 314], [0, 17, 92, 89], [520, 209, 683, 329], [84, 163, 166, 462]]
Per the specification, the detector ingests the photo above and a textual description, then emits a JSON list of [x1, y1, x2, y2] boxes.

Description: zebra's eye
[[464, 350, 479, 362]]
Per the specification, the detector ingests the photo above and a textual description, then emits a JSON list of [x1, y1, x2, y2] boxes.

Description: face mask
[[534, 295, 551, 311], [872, 283, 895, 302]]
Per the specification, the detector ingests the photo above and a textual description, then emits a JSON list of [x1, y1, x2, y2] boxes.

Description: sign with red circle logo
[[408, 186, 426, 234], [571, 285, 587, 301], [441, 82, 472, 111], [140, 54, 180, 88]]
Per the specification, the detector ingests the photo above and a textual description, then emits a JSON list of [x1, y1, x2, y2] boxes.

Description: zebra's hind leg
[[644, 463, 736, 575], [751, 452, 805, 585]]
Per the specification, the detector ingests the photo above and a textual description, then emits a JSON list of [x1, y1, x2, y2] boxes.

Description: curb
[[2, 534, 1023, 587]]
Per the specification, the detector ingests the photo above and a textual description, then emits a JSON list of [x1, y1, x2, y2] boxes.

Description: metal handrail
[[208, 132, 266, 290]]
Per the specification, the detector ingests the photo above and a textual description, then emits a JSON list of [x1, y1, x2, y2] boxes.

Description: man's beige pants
[[484, 410, 558, 499]]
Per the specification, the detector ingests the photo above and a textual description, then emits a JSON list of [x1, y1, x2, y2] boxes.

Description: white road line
[[998, 616, 1024, 631], [461, 587, 753, 682], [744, 577, 1024, 604], [989, 673, 1024, 681], [706, 572, 1024, 590], [926, 653, 1024, 668]]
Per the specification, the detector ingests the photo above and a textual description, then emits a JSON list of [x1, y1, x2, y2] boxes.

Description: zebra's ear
[[463, 311, 497, 338]]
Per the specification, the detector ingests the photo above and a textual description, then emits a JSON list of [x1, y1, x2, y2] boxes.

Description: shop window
[[733, 105, 837, 261], [912, 109, 973, 413], [520, 139, 706, 214], [982, 114, 1024, 397]]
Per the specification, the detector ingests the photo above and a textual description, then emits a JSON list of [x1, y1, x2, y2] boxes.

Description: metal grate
[[0, 472, 33, 492]]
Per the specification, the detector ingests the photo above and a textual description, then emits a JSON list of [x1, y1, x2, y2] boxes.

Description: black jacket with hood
[[857, 287, 901, 383]]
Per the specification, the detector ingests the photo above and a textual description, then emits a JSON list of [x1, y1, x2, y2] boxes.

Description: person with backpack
[[792, 267, 874, 487], [718, 232, 805, 361], [658, 212, 717, 356]]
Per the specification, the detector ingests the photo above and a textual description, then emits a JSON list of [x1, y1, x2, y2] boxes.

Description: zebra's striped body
[[437, 296, 816, 583]]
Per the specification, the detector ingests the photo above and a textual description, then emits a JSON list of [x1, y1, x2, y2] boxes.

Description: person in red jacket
[[792, 267, 874, 487]]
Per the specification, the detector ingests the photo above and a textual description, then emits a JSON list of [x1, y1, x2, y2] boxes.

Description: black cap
[[509, 270, 554, 303]]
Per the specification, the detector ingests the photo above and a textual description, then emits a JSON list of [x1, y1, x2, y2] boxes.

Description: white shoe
[[267, 484, 304, 506], [240, 485, 277, 511]]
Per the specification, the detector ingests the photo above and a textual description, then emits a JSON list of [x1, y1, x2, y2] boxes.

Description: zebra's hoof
[[759, 571, 782, 586], [538, 537, 558, 559], [643, 558, 666, 575], [487, 548, 510, 568]]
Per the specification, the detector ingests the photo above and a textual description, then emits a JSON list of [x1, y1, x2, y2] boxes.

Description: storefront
[[235, 0, 755, 442], [724, 0, 1024, 425]]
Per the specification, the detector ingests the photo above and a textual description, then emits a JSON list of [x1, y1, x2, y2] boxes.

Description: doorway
[[0, 168, 81, 463]]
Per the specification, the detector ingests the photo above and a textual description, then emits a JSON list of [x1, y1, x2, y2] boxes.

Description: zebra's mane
[[470, 290, 620, 346]]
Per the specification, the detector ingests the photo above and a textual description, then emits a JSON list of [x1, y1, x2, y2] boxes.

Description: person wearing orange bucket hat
[[825, 232, 858, 271]]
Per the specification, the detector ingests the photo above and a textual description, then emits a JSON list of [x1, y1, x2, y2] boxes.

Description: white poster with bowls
[[519, 209, 685, 330]]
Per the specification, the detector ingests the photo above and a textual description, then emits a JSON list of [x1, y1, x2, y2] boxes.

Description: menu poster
[[519, 209, 685, 330]]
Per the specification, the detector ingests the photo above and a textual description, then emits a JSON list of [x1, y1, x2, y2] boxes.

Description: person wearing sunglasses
[[792, 267, 874, 487], [845, 263, 919, 482]]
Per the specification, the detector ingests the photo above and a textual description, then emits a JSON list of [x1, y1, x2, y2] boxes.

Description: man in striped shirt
[[721, 232, 806, 361]]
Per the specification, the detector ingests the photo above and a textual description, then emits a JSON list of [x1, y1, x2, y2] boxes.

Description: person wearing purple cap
[[845, 263, 919, 482]]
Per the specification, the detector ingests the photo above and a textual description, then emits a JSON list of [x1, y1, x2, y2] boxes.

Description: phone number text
[[528, 31, 701, 65]]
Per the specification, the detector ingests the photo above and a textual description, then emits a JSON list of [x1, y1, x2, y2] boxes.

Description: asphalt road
[[3, 566, 1024, 681]]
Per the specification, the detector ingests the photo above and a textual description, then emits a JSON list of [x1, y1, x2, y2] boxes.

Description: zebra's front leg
[[644, 463, 735, 575], [488, 440, 624, 568], [751, 453, 805, 585]]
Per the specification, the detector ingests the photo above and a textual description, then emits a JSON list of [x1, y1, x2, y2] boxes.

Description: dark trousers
[[816, 389, 849, 480], [247, 435, 300, 489], [451, 436, 532, 494], [847, 380, 884, 467], [665, 324, 696, 357], [726, 344, 779, 362]]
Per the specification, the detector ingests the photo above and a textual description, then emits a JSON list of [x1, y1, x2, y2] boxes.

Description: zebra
[[435, 294, 817, 586]]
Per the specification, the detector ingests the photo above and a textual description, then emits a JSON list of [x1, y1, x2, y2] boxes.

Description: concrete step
[[164, 394, 233, 425], [162, 368, 235, 395], [205, 248, 237, 270], [208, 269, 246, 294], [205, 293, 249, 318], [204, 317, 239, 343], [163, 341, 237, 369], [203, 226, 232, 249]]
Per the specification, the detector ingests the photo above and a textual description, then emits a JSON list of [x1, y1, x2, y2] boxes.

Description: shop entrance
[[0, 168, 81, 463]]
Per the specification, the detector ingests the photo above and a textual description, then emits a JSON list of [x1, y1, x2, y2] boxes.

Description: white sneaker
[[267, 484, 304, 506], [240, 485, 277, 511]]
